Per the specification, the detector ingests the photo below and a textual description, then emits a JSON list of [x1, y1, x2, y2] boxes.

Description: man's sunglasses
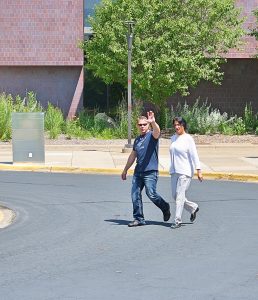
[[138, 123, 148, 127]]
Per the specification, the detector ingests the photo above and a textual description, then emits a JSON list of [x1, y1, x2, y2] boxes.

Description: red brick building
[[0, 0, 257, 117], [0, 0, 84, 118], [169, 0, 258, 115]]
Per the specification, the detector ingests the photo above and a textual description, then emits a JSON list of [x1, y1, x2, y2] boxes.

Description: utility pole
[[124, 20, 135, 150]]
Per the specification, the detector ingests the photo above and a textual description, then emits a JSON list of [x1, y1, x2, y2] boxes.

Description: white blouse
[[169, 133, 201, 177]]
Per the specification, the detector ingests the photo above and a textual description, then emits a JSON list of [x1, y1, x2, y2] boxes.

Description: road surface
[[0, 171, 257, 300]]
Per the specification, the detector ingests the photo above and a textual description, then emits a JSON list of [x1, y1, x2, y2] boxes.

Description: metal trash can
[[12, 112, 45, 163]]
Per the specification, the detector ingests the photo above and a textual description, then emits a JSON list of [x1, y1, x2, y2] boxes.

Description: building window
[[84, 0, 101, 28]]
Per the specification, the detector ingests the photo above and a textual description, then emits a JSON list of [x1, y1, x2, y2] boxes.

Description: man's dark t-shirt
[[133, 131, 159, 174]]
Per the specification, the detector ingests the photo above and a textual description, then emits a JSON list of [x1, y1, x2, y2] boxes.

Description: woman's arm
[[189, 136, 203, 182]]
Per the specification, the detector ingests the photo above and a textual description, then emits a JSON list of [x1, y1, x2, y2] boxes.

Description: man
[[121, 111, 171, 227]]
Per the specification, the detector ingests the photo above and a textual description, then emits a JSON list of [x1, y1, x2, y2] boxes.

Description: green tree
[[251, 9, 258, 39], [82, 0, 244, 105]]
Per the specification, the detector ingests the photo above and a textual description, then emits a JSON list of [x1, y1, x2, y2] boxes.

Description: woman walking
[[169, 117, 203, 229]]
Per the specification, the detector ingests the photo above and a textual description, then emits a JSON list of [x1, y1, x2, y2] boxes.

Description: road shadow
[[105, 219, 175, 227]]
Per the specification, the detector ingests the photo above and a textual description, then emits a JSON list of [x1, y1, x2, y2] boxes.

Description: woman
[[169, 117, 203, 229]]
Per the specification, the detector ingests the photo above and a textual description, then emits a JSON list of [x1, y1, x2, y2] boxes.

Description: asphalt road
[[0, 171, 257, 300]]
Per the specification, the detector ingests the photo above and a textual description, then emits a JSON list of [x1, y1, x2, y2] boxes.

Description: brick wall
[[0, 0, 84, 117], [168, 59, 258, 116], [226, 0, 258, 58], [0, 0, 83, 66]]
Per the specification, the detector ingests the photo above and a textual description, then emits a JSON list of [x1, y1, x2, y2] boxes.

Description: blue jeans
[[131, 170, 169, 222]]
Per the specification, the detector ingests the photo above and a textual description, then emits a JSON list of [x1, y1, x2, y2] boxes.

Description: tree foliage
[[251, 9, 258, 39], [82, 0, 245, 105]]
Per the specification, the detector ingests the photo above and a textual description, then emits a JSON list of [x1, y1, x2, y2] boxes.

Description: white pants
[[171, 173, 198, 224]]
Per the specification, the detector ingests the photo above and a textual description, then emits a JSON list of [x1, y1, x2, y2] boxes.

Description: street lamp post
[[124, 20, 135, 150]]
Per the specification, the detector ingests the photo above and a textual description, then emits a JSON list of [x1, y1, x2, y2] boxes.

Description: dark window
[[84, 0, 101, 27]]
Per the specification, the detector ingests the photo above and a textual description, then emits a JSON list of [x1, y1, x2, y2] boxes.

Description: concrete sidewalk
[[0, 143, 257, 182]]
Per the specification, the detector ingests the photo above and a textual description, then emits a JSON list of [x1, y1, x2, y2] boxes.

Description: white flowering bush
[[170, 99, 254, 135]]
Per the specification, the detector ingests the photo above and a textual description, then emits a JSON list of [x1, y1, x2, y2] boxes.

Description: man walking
[[121, 111, 171, 227]]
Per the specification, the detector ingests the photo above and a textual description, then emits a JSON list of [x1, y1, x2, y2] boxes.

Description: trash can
[[12, 112, 45, 163]]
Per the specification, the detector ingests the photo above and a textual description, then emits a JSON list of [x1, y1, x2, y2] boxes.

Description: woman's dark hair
[[172, 117, 187, 130]]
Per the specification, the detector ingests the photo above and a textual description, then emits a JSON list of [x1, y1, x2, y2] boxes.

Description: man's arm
[[121, 150, 137, 180], [147, 111, 160, 139]]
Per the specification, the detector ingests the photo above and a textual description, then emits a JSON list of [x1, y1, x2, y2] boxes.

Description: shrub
[[112, 99, 143, 138], [65, 119, 92, 139], [113, 100, 128, 138], [0, 90, 256, 140], [243, 103, 256, 132], [94, 112, 116, 130], [0, 93, 13, 141], [78, 110, 95, 130], [94, 128, 114, 139], [169, 99, 257, 135], [171, 99, 228, 134], [131, 99, 144, 136], [13, 91, 42, 112], [232, 117, 246, 135], [44, 103, 64, 139], [157, 106, 170, 130]]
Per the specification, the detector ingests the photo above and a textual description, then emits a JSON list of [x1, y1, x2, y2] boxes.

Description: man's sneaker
[[190, 207, 199, 222], [171, 223, 181, 229], [163, 204, 171, 222], [128, 220, 145, 227]]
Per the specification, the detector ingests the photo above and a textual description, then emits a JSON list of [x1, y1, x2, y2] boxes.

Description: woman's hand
[[197, 170, 203, 182]]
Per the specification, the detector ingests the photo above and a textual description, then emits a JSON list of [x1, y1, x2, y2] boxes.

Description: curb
[[197, 172, 258, 183], [0, 205, 16, 229], [0, 164, 257, 182], [160, 170, 258, 182], [0, 209, 4, 223]]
